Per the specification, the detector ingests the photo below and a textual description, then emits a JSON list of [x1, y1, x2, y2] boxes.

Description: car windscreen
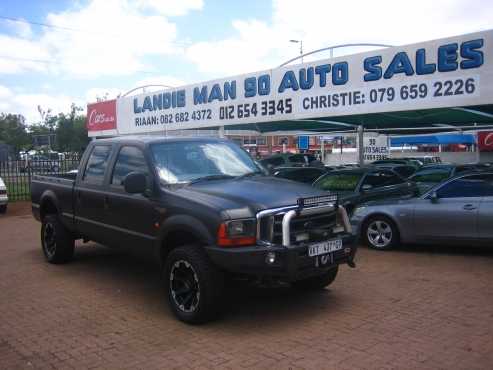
[[410, 168, 452, 183], [150, 141, 260, 184], [314, 173, 362, 192]]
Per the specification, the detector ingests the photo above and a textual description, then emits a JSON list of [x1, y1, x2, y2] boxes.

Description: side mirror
[[429, 191, 439, 203], [361, 184, 373, 192], [123, 172, 147, 194]]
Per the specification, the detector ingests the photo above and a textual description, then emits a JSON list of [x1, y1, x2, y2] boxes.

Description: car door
[[475, 174, 493, 242], [358, 170, 409, 202], [105, 145, 158, 255], [75, 144, 114, 245], [413, 174, 487, 243]]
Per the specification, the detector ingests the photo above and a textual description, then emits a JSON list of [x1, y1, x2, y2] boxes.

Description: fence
[[0, 158, 81, 201]]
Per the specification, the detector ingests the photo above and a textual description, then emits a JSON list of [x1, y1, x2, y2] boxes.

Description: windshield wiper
[[188, 174, 235, 185], [234, 171, 263, 180]]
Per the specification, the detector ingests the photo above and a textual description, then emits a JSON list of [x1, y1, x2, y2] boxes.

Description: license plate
[[308, 239, 343, 257]]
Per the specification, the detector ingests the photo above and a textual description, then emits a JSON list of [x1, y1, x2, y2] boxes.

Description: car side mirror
[[361, 184, 372, 192], [123, 172, 147, 194], [429, 191, 439, 203]]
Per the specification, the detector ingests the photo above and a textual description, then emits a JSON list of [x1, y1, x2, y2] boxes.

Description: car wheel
[[0, 205, 6, 214], [292, 266, 339, 290], [363, 216, 399, 250], [41, 214, 75, 263], [164, 245, 224, 324]]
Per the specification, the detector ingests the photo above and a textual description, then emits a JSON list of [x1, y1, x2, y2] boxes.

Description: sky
[[0, 0, 492, 124]]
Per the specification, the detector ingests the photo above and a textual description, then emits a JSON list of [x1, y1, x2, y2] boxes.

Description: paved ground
[[1, 202, 493, 370]]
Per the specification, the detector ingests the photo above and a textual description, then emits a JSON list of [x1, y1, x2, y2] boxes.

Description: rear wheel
[[41, 214, 75, 263], [164, 245, 224, 324], [292, 266, 339, 290], [0, 205, 6, 214], [363, 216, 399, 250]]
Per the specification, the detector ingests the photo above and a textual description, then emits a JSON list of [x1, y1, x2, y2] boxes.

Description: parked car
[[31, 136, 356, 324], [312, 167, 417, 214], [371, 158, 422, 169], [351, 172, 493, 250], [371, 163, 417, 178], [273, 166, 327, 184], [401, 156, 442, 165], [260, 153, 324, 172], [409, 164, 487, 193], [0, 176, 8, 213], [20, 155, 60, 173]]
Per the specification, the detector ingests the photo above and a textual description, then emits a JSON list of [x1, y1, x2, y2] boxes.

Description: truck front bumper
[[205, 233, 356, 282]]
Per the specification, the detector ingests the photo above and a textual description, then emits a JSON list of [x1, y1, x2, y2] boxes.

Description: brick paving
[[1, 202, 493, 369]]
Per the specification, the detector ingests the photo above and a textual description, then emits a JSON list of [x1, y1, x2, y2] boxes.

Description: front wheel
[[164, 245, 224, 324], [41, 214, 75, 263], [0, 205, 6, 214], [363, 216, 399, 250], [292, 266, 339, 290]]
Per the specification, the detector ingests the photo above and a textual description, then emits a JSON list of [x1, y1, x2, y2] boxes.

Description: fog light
[[265, 252, 276, 264]]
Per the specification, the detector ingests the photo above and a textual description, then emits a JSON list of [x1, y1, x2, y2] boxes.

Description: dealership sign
[[478, 131, 493, 152], [86, 100, 118, 136], [88, 30, 493, 137]]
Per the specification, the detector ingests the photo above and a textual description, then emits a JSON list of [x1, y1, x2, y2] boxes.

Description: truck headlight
[[218, 219, 256, 247]]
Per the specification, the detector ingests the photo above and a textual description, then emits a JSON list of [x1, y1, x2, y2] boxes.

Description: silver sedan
[[350, 172, 493, 250]]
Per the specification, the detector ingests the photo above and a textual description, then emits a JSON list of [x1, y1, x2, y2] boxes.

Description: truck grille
[[261, 212, 336, 245]]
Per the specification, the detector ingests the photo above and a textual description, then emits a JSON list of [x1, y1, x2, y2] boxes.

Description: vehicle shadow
[[58, 242, 348, 327], [395, 243, 493, 258]]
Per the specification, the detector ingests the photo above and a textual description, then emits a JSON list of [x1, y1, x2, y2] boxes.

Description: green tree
[[0, 113, 30, 155], [54, 104, 89, 154]]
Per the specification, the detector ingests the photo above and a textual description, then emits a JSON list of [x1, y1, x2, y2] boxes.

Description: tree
[[54, 104, 90, 154], [0, 113, 30, 155]]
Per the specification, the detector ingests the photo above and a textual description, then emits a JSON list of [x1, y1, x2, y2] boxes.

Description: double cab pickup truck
[[32, 136, 356, 323]]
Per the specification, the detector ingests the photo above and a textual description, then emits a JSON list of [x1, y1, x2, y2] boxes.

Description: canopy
[[390, 133, 476, 146]]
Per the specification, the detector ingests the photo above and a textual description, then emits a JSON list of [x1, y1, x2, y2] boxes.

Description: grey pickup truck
[[31, 136, 356, 323]]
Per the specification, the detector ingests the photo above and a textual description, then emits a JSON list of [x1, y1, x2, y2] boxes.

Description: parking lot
[[1, 202, 492, 370]]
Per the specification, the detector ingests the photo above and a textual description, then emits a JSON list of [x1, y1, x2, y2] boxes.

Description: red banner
[[478, 131, 493, 152], [87, 100, 117, 131]]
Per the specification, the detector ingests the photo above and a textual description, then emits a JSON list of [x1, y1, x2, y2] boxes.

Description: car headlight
[[218, 219, 256, 247], [352, 206, 366, 217]]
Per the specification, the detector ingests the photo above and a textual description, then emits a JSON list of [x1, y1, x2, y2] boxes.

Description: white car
[[0, 176, 7, 213]]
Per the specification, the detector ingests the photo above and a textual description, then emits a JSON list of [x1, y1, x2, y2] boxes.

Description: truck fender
[[156, 214, 215, 263], [39, 190, 60, 220]]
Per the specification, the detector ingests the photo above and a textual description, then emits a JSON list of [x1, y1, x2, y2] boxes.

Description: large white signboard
[[90, 30, 493, 136]]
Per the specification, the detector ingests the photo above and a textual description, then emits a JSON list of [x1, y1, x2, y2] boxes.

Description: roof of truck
[[95, 135, 226, 144]]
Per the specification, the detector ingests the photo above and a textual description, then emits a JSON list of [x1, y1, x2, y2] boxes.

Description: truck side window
[[82, 145, 112, 185], [111, 146, 150, 186]]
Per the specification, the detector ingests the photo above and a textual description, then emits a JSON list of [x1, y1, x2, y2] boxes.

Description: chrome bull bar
[[256, 204, 352, 247]]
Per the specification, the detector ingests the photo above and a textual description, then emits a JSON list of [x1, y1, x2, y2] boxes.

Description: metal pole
[[357, 125, 364, 165], [300, 40, 304, 64]]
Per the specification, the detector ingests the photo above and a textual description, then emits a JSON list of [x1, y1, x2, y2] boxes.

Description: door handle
[[463, 204, 477, 211], [104, 195, 110, 209]]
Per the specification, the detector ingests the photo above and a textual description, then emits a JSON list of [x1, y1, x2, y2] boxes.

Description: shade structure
[[390, 133, 475, 146], [204, 105, 493, 135]]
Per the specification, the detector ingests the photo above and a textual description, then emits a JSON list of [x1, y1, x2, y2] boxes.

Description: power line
[[0, 54, 157, 74], [0, 15, 192, 46]]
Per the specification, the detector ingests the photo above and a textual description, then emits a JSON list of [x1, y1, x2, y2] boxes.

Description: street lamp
[[289, 39, 303, 63]]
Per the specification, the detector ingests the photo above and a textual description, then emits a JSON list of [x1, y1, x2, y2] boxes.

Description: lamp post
[[289, 39, 303, 63]]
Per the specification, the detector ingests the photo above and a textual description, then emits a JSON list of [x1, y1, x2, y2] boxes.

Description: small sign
[[298, 136, 309, 150], [363, 136, 389, 163]]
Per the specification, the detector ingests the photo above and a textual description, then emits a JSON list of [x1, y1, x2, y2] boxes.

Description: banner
[[88, 30, 493, 136], [478, 131, 493, 152]]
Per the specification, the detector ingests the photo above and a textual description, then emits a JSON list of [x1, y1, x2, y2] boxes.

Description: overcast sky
[[0, 0, 492, 124]]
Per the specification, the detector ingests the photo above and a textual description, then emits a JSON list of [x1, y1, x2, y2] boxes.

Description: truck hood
[[175, 176, 330, 218]]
